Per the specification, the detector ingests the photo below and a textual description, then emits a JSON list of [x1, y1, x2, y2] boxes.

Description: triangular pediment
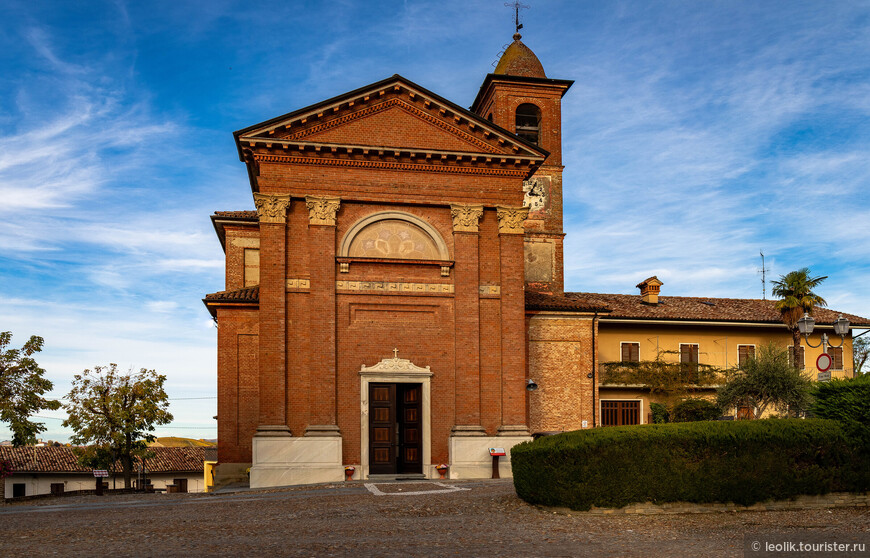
[[279, 101, 501, 154], [234, 75, 548, 162]]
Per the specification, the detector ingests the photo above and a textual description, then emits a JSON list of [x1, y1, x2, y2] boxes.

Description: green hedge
[[811, 375, 870, 449], [811, 375, 870, 426], [511, 419, 869, 511]]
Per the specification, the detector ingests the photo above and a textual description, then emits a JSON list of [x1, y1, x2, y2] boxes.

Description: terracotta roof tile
[[204, 285, 259, 303], [0, 446, 205, 473], [572, 292, 870, 326], [526, 292, 611, 313]]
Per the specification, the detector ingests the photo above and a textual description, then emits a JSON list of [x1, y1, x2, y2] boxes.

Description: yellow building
[[586, 277, 869, 425]]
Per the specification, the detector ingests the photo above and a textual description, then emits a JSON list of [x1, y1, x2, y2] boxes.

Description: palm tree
[[771, 268, 827, 370]]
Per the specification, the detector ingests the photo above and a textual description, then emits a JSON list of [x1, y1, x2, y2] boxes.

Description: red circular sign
[[816, 353, 832, 372]]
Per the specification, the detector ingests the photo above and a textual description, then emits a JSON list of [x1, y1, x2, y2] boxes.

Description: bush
[[811, 375, 870, 449], [811, 375, 870, 426], [511, 419, 870, 511], [649, 402, 669, 424], [671, 398, 720, 422]]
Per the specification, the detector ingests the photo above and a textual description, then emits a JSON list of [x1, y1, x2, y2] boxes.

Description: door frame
[[359, 355, 432, 479]]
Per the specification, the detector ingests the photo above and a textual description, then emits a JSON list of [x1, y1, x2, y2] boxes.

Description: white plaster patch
[[364, 482, 470, 496]]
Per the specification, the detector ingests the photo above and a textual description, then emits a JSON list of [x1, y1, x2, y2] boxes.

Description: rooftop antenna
[[758, 251, 770, 300], [505, 1, 529, 34]]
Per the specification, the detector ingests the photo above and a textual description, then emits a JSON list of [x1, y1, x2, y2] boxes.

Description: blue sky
[[2, 0, 869, 442]]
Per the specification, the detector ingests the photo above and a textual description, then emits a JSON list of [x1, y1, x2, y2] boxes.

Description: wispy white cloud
[[558, 1, 870, 320]]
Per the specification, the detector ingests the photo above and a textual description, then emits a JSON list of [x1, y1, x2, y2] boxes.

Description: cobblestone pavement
[[1, 480, 868, 557]]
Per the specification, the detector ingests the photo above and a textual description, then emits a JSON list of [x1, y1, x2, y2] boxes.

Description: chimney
[[636, 276, 663, 304]]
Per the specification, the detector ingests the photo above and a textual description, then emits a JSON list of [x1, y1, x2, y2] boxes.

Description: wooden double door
[[601, 400, 641, 426], [369, 383, 422, 475]]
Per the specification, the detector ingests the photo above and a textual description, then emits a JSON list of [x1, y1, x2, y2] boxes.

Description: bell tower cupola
[[471, 32, 573, 294]]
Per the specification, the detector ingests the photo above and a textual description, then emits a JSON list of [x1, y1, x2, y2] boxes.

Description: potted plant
[[435, 463, 448, 479], [344, 465, 356, 481]]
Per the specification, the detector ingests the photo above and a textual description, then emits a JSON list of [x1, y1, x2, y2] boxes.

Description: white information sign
[[817, 371, 832, 382]]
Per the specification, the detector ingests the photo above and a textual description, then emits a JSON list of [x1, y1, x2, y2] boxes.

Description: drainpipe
[[591, 311, 599, 428]]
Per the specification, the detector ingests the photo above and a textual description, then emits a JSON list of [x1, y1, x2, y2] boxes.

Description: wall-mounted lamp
[[797, 313, 850, 352], [526, 379, 538, 391]]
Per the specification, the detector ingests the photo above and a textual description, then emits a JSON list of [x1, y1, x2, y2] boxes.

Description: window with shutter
[[738, 345, 755, 367], [680, 344, 699, 364], [621, 342, 640, 363], [788, 346, 806, 369], [828, 347, 843, 370]]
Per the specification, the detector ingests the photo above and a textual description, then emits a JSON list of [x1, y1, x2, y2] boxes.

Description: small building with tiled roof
[[2, 446, 206, 499], [523, 277, 869, 428]]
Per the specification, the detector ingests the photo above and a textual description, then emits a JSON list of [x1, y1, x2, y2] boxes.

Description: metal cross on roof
[[505, 1, 529, 34]]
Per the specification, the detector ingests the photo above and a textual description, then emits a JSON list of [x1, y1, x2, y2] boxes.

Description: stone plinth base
[[448, 435, 532, 479], [250, 428, 343, 488], [213, 462, 251, 489]]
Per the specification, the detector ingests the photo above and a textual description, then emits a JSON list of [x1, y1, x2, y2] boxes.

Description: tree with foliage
[[717, 343, 813, 419], [63, 364, 173, 489], [853, 336, 869, 377], [771, 268, 827, 371], [0, 332, 61, 446]]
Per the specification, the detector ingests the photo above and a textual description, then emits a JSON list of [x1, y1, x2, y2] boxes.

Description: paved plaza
[[1, 480, 867, 557]]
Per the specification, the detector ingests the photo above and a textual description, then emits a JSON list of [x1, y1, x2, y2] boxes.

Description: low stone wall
[[548, 492, 870, 515]]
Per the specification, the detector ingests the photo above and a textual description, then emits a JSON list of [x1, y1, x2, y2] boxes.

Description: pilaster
[[253, 193, 291, 431], [450, 204, 485, 436], [497, 206, 530, 436], [305, 195, 342, 435]]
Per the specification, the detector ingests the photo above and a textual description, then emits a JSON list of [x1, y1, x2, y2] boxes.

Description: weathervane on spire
[[505, 1, 529, 35]]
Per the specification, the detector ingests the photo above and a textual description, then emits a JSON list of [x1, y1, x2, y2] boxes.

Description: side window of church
[[828, 346, 843, 370], [738, 345, 755, 367], [515, 103, 541, 145], [788, 346, 806, 369], [621, 342, 639, 363], [244, 248, 260, 287]]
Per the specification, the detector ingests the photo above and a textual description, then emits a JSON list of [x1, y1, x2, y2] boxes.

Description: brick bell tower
[[471, 32, 573, 294]]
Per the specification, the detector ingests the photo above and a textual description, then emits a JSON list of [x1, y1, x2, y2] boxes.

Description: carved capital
[[253, 193, 291, 224], [496, 206, 529, 234], [450, 204, 484, 233], [305, 195, 341, 226]]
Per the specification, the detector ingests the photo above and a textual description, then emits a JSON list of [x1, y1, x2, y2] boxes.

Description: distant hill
[[149, 437, 217, 448]]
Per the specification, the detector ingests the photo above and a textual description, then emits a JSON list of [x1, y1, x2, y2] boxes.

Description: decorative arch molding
[[359, 353, 433, 479], [339, 211, 450, 261]]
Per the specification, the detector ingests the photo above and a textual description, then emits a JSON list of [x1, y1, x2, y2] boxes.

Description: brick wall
[[527, 314, 597, 432], [216, 307, 259, 464]]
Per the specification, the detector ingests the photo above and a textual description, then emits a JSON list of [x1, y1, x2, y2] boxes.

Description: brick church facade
[[204, 33, 604, 486], [204, 32, 869, 487]]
